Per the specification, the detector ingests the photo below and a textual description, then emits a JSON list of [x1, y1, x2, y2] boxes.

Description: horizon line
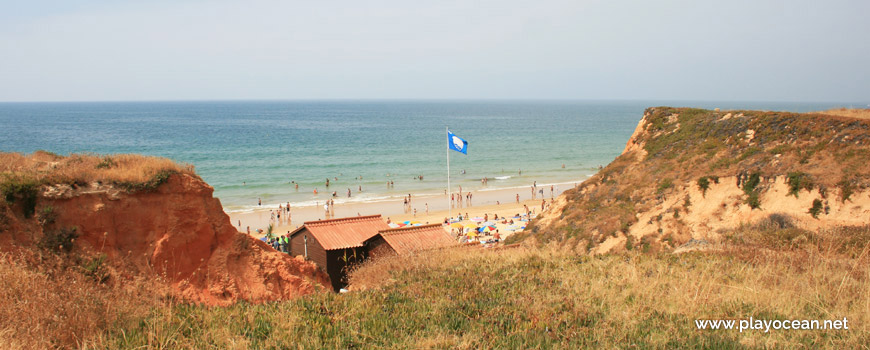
[[0, 97, 867, 105]]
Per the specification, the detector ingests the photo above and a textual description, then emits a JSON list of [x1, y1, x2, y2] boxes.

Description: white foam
[[494, 176, 511, 180]]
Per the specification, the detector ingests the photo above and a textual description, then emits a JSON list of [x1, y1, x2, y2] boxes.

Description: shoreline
[[227, 179, 583, 235]]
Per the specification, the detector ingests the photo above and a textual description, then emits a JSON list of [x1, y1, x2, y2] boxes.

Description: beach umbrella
[[478, 227, 486, 233], [396, 223, 407, 227], [483, 221, 497, 227], [483, 226, 494, 233], [403, 221, 411, 225], [413, 223, 423, 226], [471, 217, 485, 222], [464, 223, 478, 229], [506, 225, 519, 231], [388, 223, 400, 228], [467, 232, 478, 237], [410, 221, 421, 225], [450, 222, 463, 228], [259, 237, 267, 242]]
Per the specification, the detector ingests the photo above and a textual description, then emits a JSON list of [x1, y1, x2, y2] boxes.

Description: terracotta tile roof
[[290, 215, 390, 251], [375, 224, 458, 255]]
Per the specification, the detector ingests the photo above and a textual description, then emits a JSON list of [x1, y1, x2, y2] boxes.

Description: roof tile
[[295, 215, 390, 250], [375, 224, 458, 255]]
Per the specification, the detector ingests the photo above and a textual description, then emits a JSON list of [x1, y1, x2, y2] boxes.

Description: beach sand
[[228, 181, 581, 239]]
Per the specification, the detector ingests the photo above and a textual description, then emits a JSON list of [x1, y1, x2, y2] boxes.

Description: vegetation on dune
[[512, 107, 870, 250], [0, 151, 197, 192], [1, 222, 865, 348], [0, 152, 197, 216]]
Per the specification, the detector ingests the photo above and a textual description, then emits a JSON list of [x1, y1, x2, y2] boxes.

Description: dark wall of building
[[325, 247, 367, 291], [289, 230, 327, 269]]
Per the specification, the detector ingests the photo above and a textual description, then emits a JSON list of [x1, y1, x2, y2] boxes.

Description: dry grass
[[0, 223, 867, 348], [819, 108, 870, 120], [0, 151, 196, 188], [0, 252, 167, 349]]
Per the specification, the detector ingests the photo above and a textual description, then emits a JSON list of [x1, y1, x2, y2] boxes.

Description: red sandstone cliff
[[2, 173, 330, 306]]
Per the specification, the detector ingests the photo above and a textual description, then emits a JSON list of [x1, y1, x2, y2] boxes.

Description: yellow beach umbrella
[[450, 222, 463, 228], [467, 232, 479, 237], [465, 223, 478, 229]]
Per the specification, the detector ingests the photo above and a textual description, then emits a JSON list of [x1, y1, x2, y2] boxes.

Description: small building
[[365, 223, 458, 260], [288, 215, 389, 291]]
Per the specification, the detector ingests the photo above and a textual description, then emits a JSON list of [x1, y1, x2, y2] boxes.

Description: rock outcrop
[[2, 173, 330, 306], [515, 107, 870, 254]]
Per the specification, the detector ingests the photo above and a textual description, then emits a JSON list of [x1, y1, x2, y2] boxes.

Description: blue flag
[[448, 130, 468, 154]]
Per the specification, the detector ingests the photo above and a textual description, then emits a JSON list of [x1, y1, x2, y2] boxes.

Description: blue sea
[[0, 100, 854, 212]]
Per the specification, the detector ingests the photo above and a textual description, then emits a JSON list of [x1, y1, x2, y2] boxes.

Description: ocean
[[0, 100, 852, 212]]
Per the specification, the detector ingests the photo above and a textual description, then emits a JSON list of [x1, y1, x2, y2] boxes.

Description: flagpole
[[446, 126, 451, 222]]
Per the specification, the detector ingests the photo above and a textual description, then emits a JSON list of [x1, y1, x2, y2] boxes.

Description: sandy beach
[[228, 180, 581, 239]]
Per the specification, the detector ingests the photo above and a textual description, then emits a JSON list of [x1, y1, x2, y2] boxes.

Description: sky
[[0, 0, 868, 102]]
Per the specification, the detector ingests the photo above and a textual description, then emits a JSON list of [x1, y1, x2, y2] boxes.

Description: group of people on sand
[[268, 202, 292, 224], [268, 232, 293, 253]]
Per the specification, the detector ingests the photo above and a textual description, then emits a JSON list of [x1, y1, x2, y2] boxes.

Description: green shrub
[[38, 206, 57, 226], [809, 199, 823, 219], [40, 227, 78, 253], [746, 191, 761, 210], [697, 177, 711, 196], [81, 254, 110, 283], [786, 172, 813, 197], [625, 235, 634, 251], [0, 176, 40, 218], [838, 177, 855, 203], [742, 172, 761, 195], [118, 170, 176, 192]]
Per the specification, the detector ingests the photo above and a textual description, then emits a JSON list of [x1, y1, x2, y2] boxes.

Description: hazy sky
[[1, 0, 868, 102]]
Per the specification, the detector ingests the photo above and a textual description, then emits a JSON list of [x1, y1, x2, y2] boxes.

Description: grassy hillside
[[508, 107, 870, 251], [2, 224, 864, 348]]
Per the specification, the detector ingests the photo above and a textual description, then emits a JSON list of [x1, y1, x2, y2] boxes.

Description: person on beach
[[541, 199, 546, 211], [295, 183, 299, 189], [326, 178, 330, 187], [258, 198, 261, 206], [550, 185, 554, 198], [425, 203, 429, 215], [414, 208, 417, 217], [324, 203, 329, 216], [386, 217, 391, 224], [246, 226, 250, 235], [451, 193, 454, 206], [516, 193, 520, 203], [238, 220, 241, 227], [347, 188, 351, 197], [314, 188, 318, 194], [359, 185, 362, 192]]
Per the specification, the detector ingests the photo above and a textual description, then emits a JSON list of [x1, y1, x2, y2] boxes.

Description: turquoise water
[[0, 100, 852, 211]]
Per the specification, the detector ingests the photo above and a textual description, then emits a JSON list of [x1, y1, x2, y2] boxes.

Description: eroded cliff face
[[5, 174, 329, 306], [521, 107, 870, 254]]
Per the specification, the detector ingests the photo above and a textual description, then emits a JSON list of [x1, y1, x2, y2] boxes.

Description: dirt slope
[[513, 107, 870, 253], [1, 172, 330, 306]]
